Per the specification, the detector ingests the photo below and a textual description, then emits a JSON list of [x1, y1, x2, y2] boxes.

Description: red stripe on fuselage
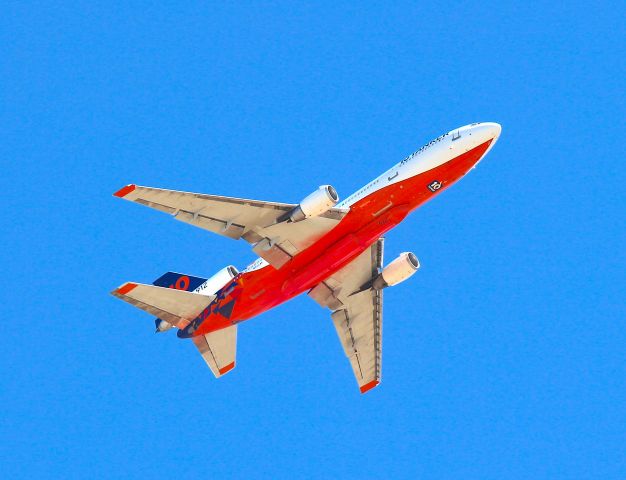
[[193, 139, 492, 336]]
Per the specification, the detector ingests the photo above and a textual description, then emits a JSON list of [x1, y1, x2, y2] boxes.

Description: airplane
[[111, 122, 502, 393]]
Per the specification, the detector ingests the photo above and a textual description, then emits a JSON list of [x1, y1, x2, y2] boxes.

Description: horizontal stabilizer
[[111, 282, 215, 329], [192, 325, 237, 378]]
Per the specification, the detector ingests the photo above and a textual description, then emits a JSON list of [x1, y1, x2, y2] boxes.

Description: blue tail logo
[[153, 272, 207, 292]]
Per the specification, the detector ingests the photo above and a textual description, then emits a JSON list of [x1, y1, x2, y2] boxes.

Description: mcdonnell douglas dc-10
[[112, 122, 501, 393]]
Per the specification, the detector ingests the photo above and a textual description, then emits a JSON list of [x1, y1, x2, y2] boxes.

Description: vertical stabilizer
[[152, 272, 208, 292]]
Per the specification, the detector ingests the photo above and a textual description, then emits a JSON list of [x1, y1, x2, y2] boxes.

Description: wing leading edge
[[114, 184, 348, 269]]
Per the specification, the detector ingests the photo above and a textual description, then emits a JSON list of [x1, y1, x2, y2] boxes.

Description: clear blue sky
[[1, 2, 624, 479]]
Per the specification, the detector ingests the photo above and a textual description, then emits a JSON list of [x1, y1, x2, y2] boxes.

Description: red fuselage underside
[[194, 139, 492, 336]]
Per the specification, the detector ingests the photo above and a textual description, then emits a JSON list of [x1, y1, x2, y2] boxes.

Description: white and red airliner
[[112, 122, 501, 393]]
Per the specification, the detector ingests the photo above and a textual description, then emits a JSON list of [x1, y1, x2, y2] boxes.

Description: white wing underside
[[308, 239, 384, 393], [113, 185, 382, 386], [115, 185, 349, 268], [111, 282, 215, 329]]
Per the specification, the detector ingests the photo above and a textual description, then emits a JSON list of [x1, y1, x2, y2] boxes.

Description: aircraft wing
[[111, 282, 215, 329], [114, 184, 348, 269], [308, 239, 384, 394]]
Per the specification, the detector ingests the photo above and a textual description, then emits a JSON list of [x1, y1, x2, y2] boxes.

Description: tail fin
[[152, 272, 207, 292]]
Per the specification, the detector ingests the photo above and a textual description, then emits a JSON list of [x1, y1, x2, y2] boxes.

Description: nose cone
[[483, 122, 502, 141], [465, 122, 501, 167], [456, 122, 501, 157], [447, 122, 502, 170], [472, 122, 501, 144]]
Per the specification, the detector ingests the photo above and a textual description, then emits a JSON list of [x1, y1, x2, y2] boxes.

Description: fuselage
[[181, 122, 501, 338]]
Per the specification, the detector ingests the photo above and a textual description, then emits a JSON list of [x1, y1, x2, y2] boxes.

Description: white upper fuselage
[[337, 122, 501, 208], [242, 122, 501, 273]]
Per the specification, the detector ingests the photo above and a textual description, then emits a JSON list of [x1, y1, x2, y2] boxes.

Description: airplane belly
[[222, 206, 406, 324], [209, 140, 494, 327], [281, 205, 410, 296]]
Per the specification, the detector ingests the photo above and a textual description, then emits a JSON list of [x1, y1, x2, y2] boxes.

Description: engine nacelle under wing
[[288, 185, 339, 222], [373, 252, 419, 289]]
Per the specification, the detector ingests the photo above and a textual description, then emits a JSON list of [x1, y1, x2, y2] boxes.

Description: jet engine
[[288, 185, 339, 222], [373, 252, 420, 289], [197, 265, 239, 296]]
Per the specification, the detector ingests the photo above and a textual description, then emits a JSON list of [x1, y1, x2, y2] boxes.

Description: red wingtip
[[359, 380, 380, 394], [113, 184, 136, 198], [116, 282, 138, 295], [219, 362, 235, 375]]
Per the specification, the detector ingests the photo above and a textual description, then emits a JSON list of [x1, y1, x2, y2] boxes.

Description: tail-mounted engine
[[196, 265, 239, 296], [154, 265, 239, 333]]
